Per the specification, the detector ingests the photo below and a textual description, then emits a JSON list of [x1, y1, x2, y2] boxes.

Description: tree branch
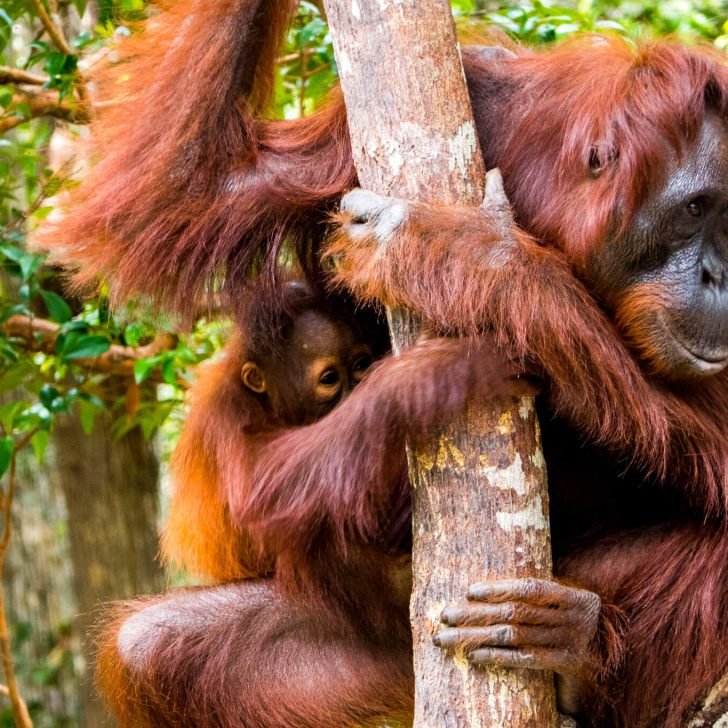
[[0, 88, 90, 133], [2, 315, 178, 380], [0, 66, 47, 86]]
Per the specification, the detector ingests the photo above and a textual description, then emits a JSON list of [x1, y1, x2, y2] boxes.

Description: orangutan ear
[[241, 362, 266, 394]]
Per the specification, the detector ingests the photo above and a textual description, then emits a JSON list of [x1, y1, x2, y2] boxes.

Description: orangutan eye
[[352, 355, 371, 373], [686, 200, 703, 217], [319, 369, 339, 386]]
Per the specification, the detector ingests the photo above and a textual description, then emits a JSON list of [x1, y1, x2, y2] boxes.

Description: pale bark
[[322, 1, 556, 725], [687, 672, 728, 728]]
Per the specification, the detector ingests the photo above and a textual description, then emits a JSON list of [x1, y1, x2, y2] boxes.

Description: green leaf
[[72, 0, 89, 18], [0, 436, 14, 479], [0, 401, 25, 431], [60, 334, 110, 360], [133, 357, 157, 384], [30, 430, 49, 463], [32, 205, 53, 220], [0, 360, 35, 391], [162, 357, 177, 385], [40, 290, 72, 323], [77, 398, 100, 435], [0, 244, 24, 263], [300, 18, 326, 47], [123, 321, 151, 347], [20, 254, 44, 284], [39, 384, 68, 413], [59, 319, 90, 333]]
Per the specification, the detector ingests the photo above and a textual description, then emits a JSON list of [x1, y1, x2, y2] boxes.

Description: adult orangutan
[[40, 0, 728, 725]]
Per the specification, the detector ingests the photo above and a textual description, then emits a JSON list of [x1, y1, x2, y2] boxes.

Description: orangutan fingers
[[468, 646, 575, 673], [433, 623, 573, 653], [440, 602, 571, 628], [467, 578, 601, 615], [340, 189, 409, 244]]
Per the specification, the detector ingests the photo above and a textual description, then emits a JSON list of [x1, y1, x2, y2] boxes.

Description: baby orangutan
[[162, 281, 390, 582]]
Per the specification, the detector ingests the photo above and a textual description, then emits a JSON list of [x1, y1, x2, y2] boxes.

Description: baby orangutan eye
[[352, 355, 372, 376], [319, 369, 339, 386]]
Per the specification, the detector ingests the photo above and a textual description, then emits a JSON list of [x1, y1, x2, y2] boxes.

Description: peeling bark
[[687, 672, 728, 727], [322, 1, 556, 725]]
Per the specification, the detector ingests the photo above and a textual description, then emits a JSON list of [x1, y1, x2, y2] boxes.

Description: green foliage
[[452, 0, 725, 44], [276, 2, 337, 117], [0, 3, 229, 489]]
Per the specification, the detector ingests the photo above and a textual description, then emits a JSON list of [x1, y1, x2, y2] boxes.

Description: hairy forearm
[[236, 337, 524, 558], [329, 202, 723, 493]]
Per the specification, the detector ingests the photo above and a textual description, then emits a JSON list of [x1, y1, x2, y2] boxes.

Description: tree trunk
[[4, 444, 80, 726], [54, 402, 164, 728], [322, 2, 557, 726]]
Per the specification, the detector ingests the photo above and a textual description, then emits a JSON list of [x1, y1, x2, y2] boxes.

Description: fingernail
[[432, 633, 442, 647], [433, 629, 456, 648], [440, 608, 461, 625]]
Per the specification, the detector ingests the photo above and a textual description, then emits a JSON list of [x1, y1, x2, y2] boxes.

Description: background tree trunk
[[5, 446, 79, 727], [53, 402, 164, 728], [323, 1, 557, 725]]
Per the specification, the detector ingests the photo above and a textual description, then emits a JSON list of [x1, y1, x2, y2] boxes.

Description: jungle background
[[0, 0, 725, 725]]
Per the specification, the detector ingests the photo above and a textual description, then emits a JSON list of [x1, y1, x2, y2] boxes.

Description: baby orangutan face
[[240, 310, 375, 425]]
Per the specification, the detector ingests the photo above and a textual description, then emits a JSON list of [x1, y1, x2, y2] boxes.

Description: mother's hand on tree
[[434, 577, 600, 674]]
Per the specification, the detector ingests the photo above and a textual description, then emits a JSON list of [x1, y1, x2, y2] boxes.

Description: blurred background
[[0, 0, 725, 725]]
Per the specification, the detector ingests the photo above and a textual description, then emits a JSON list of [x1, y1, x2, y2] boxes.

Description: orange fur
[[162, 336, 274, 581]]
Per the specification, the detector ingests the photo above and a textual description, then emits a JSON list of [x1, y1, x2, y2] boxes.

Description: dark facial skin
[[586, 112, 728, 378], [242, 310, 374, 425]]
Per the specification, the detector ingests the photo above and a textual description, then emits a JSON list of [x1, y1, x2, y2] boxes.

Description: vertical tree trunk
[[322, 2, 557, 725], [5, 444, 80, 725], [54, 402, 164, 728]]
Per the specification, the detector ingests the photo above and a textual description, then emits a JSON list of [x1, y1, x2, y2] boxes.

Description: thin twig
[[0, 682, 31, 716], [6, 158, 77, 233], [299, 44, 308, 117], [28, 0, 72, 55], [0, 446, 34, 728]]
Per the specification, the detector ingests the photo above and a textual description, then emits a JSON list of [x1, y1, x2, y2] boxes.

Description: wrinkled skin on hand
[[434, 578, 601, 715]]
